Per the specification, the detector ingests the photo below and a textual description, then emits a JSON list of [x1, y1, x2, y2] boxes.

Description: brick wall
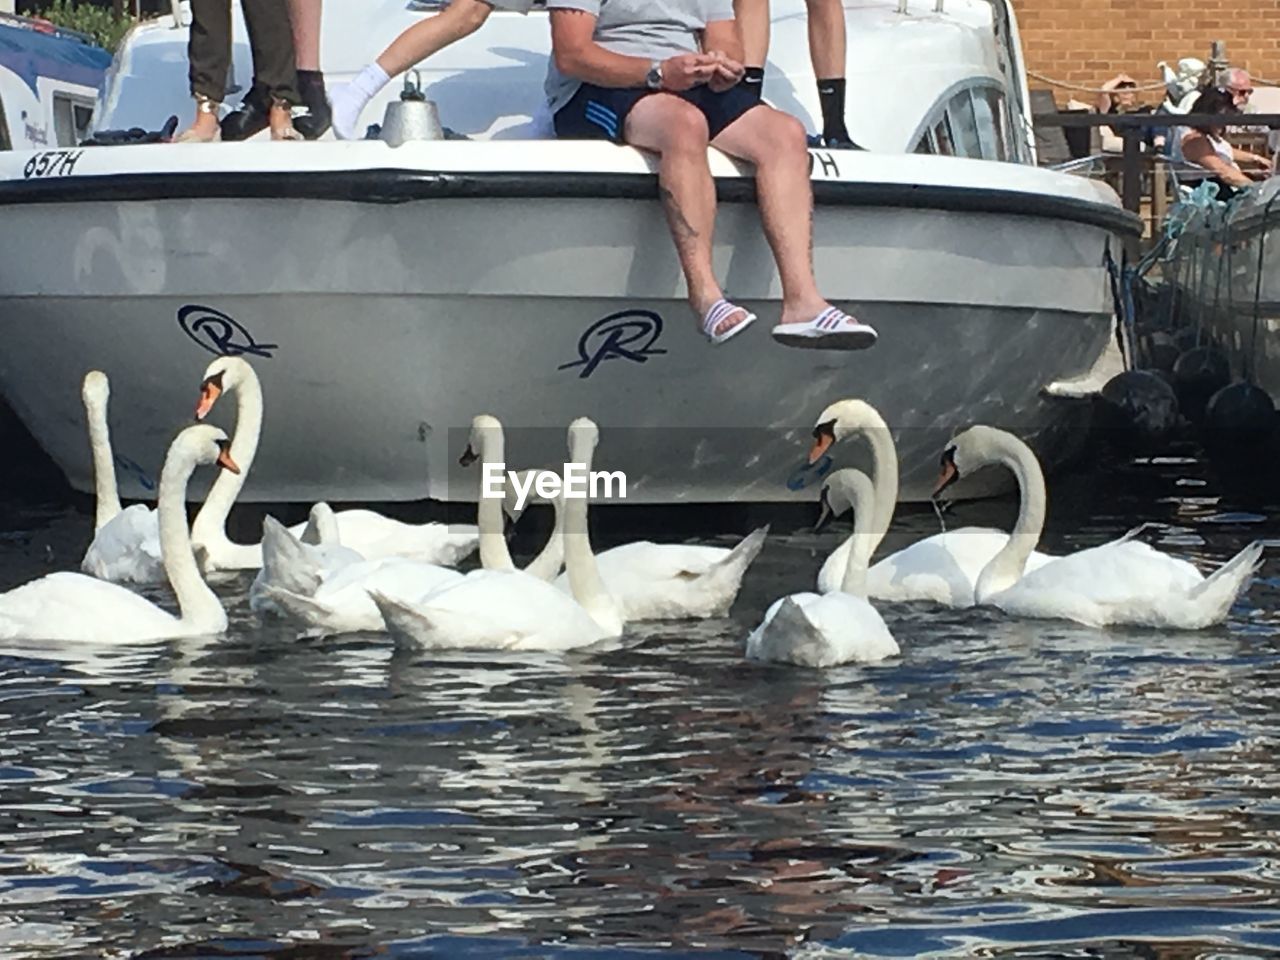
[[1014, 0, 1280, 106]]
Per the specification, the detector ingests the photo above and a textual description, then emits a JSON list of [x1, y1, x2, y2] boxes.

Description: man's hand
[[661, 53, 718, 91], [707, 50, 745, 93]]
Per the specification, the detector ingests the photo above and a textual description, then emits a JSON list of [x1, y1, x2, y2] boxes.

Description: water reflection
[[0, 452, 1279, 957]]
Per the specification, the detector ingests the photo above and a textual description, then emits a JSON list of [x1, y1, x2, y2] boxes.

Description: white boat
[[0, 0, 1137, 505]]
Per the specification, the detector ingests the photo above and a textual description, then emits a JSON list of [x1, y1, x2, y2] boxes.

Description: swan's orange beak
[[195, 380, 222, 420], [809, 432, 833, 465], [459, 444, 479, 467], [933, 460, 957, 498], [216, 441, 240, 475]]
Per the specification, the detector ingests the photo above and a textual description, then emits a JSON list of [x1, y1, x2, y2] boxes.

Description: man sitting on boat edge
[[546, 0, 877, 350]]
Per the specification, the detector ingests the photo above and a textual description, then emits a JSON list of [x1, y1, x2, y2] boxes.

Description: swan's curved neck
[[85, 392, 122, 530], [522, 493, 565, 580], [475, 426, 514, 570], [974, 436, 1047, 602], [861, 419, 900, 544], [837, 476, 885, 598], [192, 373, 263, 548], [158, 450, 225, 632], [564, 432, 621, 634]]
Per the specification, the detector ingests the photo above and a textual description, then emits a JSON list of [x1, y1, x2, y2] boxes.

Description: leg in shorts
[[554, 81, 763, 143]]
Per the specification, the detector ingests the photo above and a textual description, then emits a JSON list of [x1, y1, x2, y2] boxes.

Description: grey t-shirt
[[544, 0, 736, 113]]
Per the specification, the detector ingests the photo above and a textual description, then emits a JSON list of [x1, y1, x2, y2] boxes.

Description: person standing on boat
[[732, 0, 860, 149], [327, 0, 536, 142], [177, 0, 302, 142], [547, 0, 876, 348], [221, 0, 331, 140]]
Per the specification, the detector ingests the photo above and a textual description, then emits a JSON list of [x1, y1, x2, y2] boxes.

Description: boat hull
[[0, 149, 1130, 504]]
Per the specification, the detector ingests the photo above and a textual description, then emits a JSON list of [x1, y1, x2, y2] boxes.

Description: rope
[[1026, 71, 1169, 94]]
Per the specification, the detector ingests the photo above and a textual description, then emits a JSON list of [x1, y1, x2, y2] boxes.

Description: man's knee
[[629, 98, 710, 152], [735, 107, 806, 160]]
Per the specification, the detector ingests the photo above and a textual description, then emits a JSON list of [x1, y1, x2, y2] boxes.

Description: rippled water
[[2, 447, 1280, 958]]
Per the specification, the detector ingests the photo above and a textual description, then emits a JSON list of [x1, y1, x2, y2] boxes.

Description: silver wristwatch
[[645, 60, 663, 91]]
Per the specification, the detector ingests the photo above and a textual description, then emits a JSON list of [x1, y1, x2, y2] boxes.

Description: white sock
[[330, 63, 390, 140]]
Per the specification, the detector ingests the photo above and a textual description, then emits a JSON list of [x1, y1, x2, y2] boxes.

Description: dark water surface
[[1, 447, 1280, 959]]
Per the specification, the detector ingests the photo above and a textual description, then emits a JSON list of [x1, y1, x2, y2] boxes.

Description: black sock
[[816, 77, 849, 141], [297, 69, 326, 95], [742, 66, 765, 101]]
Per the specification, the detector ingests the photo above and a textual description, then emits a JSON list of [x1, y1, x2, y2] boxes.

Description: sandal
[[701, 298, 757, 345], [174, 96, 222, 143], [269, 100, 304, 142], [771, 306, 877, 350]]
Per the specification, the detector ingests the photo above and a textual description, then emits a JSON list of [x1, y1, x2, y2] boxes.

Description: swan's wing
[[318, 558, 462, 604], [331, 511, 479, 565], [399, 571, 606, 651], [81, 504, 163, 584], [800, 593, 900, 664], [0, 572, 176, 643], [595, 542, 731, 582]]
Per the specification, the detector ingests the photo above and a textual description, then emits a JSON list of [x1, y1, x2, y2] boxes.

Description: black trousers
[[188, 0, 298, 106]]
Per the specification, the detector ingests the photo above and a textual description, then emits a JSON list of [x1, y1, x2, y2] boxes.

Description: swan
[[370, 417, 625, 651], [248, 504, 365, 616], [938, 425, 1264, 629], [191, 356, 479, 571], [250, 415, 533, 635], [79, 371, 165, 585], [747, 468, 898, 667], [809, 398, 1054, 607], [466, 416, 766, 618], [0, 424, 238, 643]]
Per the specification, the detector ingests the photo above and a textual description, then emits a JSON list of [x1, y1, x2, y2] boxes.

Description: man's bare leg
[[712, 107, 830, 326], [287, 0, 321, 70], [625, 95, 748, 338], [805, 0, 853, 145], [733, 0, 770, 97], [329, 0, 492, 140]]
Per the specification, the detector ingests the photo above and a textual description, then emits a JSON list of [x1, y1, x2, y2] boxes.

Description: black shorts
[[553, 81, 762, 143]]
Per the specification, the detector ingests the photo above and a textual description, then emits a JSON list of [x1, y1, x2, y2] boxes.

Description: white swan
[[250, 415, 529, 636], [191, 356, 478, 571], [809, 398, 1054, 607], [248, 504, 365, 616], [747, 468, 898, 667], [370, 417, 625, 651], [0, 424, 238, 643], [79, 371, 165, 585], [939, 425, 1264, 629]]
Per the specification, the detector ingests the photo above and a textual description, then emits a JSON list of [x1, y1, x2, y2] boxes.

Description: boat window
[[52, 93, 95, 147], [948, 90, 982, 159], [912, 82, 1016, 162], [932, 114, 954, 156], [0, 95, 10, 152], [972, 88, 1008, 161]]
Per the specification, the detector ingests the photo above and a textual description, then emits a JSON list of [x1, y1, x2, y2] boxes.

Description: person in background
[[327, 0, 534, 141], [1176, 85, 1270, 199], [1094, 74, 1150, 153], [178, 0, 302, 143], [288, 0, 330, 138], [733, 0, 859, 148], [223, 0, 329, 139], [546, 0, 877, 349]]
